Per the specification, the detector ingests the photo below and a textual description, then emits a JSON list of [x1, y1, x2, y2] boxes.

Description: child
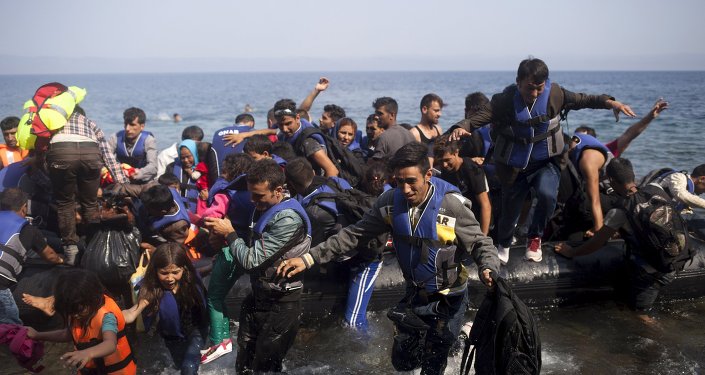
[[25, 269, 136, 374], [122, 242, 208, 375]]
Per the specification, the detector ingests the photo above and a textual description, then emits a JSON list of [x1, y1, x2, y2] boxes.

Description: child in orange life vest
[[122, 242, 208, 375], [25, 269, 136, 374], [0, 116, 29, 169]]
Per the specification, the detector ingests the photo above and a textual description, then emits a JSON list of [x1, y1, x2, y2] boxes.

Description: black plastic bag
[[81, 227, 141, 288]]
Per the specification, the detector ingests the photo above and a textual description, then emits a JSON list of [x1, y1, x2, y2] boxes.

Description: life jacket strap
[[499, 123, 562, 145]]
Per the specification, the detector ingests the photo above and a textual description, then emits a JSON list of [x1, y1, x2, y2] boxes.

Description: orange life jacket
[[70, 295, 136, 375], [0, 144, 28, 168], [184, 225, 201, 261]]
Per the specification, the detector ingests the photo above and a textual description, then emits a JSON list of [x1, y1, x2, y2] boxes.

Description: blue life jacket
[[569, 133, 612, 177], [172, 161, 199, 214], [0, 211, 29, 283], [278, 119, 325, 150], [391, 177, 464, 295], [142, 286, 206, 339], [477, 126, 492, 157], [299, 176, 352, 216], [116, 130, 152, 168], [494, 79, 564, 169], [651, 169, 696, 211], [207, 174, 254, 240], [271, 154, 287, 168], [249, 198, 311, 294], [211, 125, 252, 176], [150, 188, 191, 232], [0, 162, 30, 193]]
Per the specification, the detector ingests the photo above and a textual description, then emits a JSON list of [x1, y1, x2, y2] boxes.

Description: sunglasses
[[274, 108, 296, 117]]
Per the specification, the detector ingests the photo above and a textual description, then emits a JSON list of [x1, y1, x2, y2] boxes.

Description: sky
[[1, 0, 704, 74]]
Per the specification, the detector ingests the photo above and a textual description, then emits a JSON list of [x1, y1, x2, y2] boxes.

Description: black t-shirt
[[440, 158, 489, 219], [19, 225, 48, 255]]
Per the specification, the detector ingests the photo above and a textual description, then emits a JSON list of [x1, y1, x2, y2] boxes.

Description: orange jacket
[[0, 144, 28, 168], [70, 295, 136, 375]]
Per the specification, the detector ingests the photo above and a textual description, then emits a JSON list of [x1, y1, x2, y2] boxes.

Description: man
[[555, 158, 693, 322], [362, 114, 384, 154], [279, 142, 499, 374], [643, 164, 705, 211], [433, 134, 492, 235], [210, 113, 254, 176], [0, 188, 64, 325], [204, 159, 311, 374], [0, 116, 29, 170], [319, 104, 346, 135], [108, 107, 158, 184], [575, 98, 668, 158], [273, 98, 339, 177], [156, 125, 204, 178], [410, 93, 444, 146], [450, 57, 635, 263], [371, 97, 415, 160]]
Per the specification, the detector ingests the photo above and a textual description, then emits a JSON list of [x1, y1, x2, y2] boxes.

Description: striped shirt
[[53, 113, 128, 184]]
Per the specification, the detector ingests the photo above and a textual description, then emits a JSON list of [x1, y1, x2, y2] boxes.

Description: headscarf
[[178, 139, 199, 169]]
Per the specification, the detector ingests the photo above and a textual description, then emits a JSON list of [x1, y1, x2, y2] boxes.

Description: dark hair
[[123, 107, 146, 125], [141, 184, 175, 213], [222, 153, 253, 180], [464, 92, 489, 115], [361, 161, 389, 196], [0, 187, 28, 211], [517, 57, 549, 83], [420, 93, 444, 112], [235, 113, 255, 126], [267, 108, 276, 123], [271, 141, 296, 161], [399, 123, 413, 130], [243, 134, 273, 156], [53, 269, 107, 339], [323, 104, 346, 122], [157, 173, 180, 187], [73, 105, 86, 117], [181, 126, 204, 141], [337, 117, 358, 134], [433, 134, 461, 160], [605, 157, 635, 186], [296, 109, 310, 121], [273, 99, 297, 119], [372, 97, 398, 115], [196, 142, 210, 161], [0, 116, 20, 131], [366, 114, 378, 125], [389, 142, 430, 173], [247, 159, 285, 190], [139, 242, 205, 316], [575, 126, 597, 137], [692, 164, 705, 178], [285, 157, 314, 190]]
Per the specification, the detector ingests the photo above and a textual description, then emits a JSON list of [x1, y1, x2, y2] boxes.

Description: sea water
[[1, 71, 704, 374]]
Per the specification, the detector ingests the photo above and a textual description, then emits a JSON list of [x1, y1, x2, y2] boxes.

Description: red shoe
[[524, 237, 543, 262]]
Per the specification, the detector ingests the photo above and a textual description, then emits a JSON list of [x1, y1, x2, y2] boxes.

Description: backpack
[[293, 127, 366, 187], [624, 184, 693, 273], [638, 167, 680, 188], [460, 276, 541, 375]]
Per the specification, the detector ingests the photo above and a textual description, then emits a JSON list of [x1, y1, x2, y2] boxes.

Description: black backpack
[[624, 184, 693, 273], [308, 188, 376, 230], [460, 276, 541, 375], [293, 127, 366, 187]]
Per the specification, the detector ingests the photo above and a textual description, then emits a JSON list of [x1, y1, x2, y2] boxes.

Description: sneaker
[[524, 237, 543, 262], [497, 245, 510, 265], [63, 245, 79, 266], [200, 339, 233, 364]]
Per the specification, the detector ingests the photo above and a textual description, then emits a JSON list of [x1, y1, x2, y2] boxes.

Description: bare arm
[[223, 129, 277, 146], [613, 99, 668, 156], [122, 298, 149, 324], [579, 150, 608, 232], [310, 149, 339, 177], [299, 77, 329, 112], [554, 225, 617, 258], [39, 245, 64, 265], [61, 331, 118, 370], [27, 327, 71, 342]]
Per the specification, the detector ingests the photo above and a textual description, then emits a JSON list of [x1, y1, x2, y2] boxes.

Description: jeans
[[0, 288, 21, 325], [498, 161, 560, 247], [164, 328, 207, 375], [391, 291, 469, 375], [628, 257, 676, 311], [46, 142, 103, 246], [344, 260, 382, 330]]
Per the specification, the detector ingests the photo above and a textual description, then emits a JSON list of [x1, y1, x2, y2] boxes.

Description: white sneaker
[[524, 237, 543, 262], [200, 339, 233, 364], [498, 245, 510, 265]]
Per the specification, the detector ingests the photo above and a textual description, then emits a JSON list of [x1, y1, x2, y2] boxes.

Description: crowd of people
[[0, 57, 703, 374]]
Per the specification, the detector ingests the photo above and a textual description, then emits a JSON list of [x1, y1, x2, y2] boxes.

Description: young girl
[[122, 242, 208, 375], [26, 269, 136, 374]]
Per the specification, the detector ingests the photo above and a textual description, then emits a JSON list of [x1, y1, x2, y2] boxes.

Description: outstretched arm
[[554, 225, 617, 258], [223, 129, 277, 146], [299, 77, 329, 112], [612, 99, 668, 156]]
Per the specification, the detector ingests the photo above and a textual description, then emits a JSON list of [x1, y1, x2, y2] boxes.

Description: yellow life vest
[[17, 83, 87, 150]]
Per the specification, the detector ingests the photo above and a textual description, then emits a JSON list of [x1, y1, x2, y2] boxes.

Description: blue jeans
[[0, 288, 21, 325], [164, 328, 206, 375], [498, 162, 560, 247]]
